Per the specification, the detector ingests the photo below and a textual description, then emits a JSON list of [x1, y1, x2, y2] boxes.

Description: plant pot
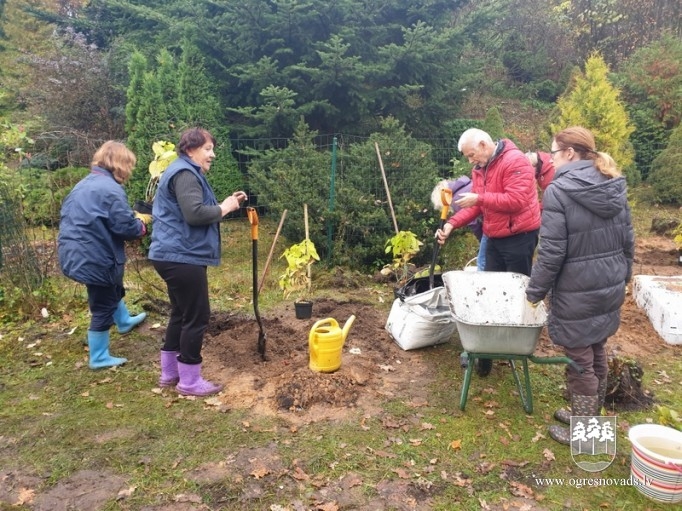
[[133, 200, 153, 215], [294, 300, 313, 319]]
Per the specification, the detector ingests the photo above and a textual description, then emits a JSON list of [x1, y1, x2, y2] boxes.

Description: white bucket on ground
[[629, 424, 682, 503]]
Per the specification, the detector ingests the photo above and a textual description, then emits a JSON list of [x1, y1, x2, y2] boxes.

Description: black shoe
[[475, 358, 493, 377]]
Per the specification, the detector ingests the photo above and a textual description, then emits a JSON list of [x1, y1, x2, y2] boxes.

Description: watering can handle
[[308, 318, 338, 345]]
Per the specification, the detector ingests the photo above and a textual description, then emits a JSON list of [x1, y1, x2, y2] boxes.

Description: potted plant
[[278, 238, 320, 319], [381, 230, 423, 287], [133, 140, 176, 214]]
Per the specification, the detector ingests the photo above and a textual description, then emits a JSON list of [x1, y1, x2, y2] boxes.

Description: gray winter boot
[[554, 379, 607, 425], [549, 394, 600, 445]]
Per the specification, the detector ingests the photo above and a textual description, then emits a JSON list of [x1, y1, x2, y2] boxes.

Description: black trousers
[[485, 229, 539, 277], [152, 260, 210, 364], [86, 284, 124, 331]]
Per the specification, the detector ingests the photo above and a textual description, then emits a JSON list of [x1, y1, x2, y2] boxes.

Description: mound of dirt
[[201, 297, 435, 424]]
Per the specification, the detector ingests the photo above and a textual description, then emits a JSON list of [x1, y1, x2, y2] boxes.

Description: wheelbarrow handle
[[528, 355, 585, 373]]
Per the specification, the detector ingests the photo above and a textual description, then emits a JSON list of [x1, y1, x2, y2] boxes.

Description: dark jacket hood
[[552, 160, 627, 220]]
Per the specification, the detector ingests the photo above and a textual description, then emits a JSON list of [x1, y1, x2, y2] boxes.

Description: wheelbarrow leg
[[459, 352, 474, 411], [509, 357, 534, 414]]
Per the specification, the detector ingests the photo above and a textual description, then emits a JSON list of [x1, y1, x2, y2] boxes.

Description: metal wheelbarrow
[[442, 270, 583, 414]]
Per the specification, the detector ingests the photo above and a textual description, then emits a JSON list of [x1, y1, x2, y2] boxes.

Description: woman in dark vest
[[149, 128, 246, 396]]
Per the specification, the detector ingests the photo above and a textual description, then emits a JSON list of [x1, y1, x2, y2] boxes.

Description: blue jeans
[[477, 235, 488, 271]]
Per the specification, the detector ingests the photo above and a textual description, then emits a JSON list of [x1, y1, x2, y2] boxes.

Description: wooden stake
[[375, 142, 399, 234], [304, 204, 311, 292], [258, 209, 287, 293]]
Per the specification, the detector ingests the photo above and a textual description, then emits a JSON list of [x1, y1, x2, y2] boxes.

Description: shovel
[[247, 207, 267, 360], [428, 187, 453, 289]]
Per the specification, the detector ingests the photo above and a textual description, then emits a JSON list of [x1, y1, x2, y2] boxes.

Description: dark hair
[[177, 128, 216, 155]]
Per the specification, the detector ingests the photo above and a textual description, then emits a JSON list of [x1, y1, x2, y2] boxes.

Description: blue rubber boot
[[176, 361, 223, 396], [88, 330, 127, 369], [113, 300, 146, 334], [159, 350, 180, 387]]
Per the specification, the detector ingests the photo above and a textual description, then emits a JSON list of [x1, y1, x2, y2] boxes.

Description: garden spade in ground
[[247, 207, 267, 360], [429, 187, 452, 289]]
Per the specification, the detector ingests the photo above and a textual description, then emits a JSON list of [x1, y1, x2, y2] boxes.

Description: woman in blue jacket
[[149, 128, 246, 397], [58, 141, 148, 369]]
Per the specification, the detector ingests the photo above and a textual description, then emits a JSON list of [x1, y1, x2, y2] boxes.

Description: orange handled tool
[[428, 187, 453, 289], [247, 207, 267, 360]]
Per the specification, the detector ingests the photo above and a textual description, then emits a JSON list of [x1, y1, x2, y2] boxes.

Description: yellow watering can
[[309, 315, 356, 373]]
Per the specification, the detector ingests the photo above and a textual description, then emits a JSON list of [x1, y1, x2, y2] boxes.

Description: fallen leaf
[[14, 488, 35, 506], [204, 397, 222, 407], [116, 486, 137, 500], [509, 481, 534, 499], [378, 364, 395, 372], [392, 468, 410, 479], [450, 439, 462, 450], [409, 438, 422, 446], [316, 502, 339, 511], [292, 466, 309, 481], [420, 422, 435, 430], [543, 448, 555, 461], [341, 473, 362, 489], [251, 466, 271, 479], [476, 461, 497, 475], [531, 430, 546, 442]]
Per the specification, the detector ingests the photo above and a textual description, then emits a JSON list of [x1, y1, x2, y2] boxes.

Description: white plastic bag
[[385, 285, 458, 351]]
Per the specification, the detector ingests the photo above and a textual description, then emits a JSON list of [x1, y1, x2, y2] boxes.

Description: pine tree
[[483, 106, 505, 140], [550, 53, 639, 184], [649, 123, 682, 205], [126, 72, 171, 202], [125, 51, 147, 136]]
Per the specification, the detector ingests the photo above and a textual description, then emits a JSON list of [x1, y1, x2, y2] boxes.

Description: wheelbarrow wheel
[[475, 358, 493, 377]]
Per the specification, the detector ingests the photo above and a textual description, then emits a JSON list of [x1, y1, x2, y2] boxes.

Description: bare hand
[[454, 192, 478, 208], [220, 191, 247, 216], [435, 224, 454, 245]]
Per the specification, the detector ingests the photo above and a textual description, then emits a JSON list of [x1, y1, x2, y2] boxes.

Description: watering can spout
[[342, 315, 356, 342]]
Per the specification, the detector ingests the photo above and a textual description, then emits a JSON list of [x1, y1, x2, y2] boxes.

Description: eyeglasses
[[549, 148, 563, 155]]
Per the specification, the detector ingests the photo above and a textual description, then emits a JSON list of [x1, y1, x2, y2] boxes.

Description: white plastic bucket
[[629, 424, 682, 503]]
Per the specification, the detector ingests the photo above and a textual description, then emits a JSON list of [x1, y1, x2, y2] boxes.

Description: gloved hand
[[134, 212, 152, 225]]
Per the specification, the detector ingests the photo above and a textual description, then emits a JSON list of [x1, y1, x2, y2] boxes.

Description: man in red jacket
[[436, 128, 541, 376]]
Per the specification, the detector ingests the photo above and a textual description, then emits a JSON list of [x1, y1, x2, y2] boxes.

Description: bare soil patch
[[197, 235, 682, 424], [201, 297, 434, 425]]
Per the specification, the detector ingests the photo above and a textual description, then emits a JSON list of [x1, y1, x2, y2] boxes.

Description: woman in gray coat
[[526, 126, 634, 445]]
